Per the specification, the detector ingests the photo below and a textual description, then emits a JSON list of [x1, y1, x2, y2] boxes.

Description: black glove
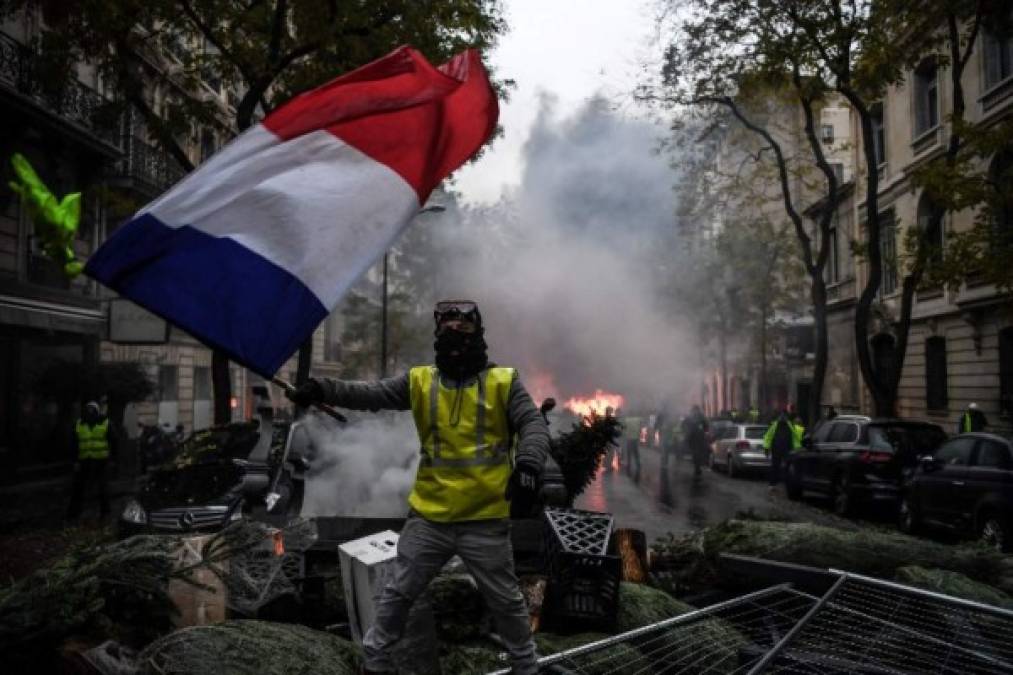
[[286, 378, 325, 407], [505, 463, 541, 517]]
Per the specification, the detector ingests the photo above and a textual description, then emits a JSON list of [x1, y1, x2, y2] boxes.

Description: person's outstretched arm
[[318, 374, 411, 411]]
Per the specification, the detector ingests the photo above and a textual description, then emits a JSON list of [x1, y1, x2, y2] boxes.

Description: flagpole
[[271, 377, 347, 423]]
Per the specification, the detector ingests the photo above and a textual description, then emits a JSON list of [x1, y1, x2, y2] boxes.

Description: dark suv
[[784, 416, 947, 516], [900, 433, 1013, 552]]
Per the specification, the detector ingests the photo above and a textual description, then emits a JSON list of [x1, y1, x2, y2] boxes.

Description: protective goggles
[[434, 300, 479, 326]]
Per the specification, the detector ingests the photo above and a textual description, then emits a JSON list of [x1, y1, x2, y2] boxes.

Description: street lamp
[[380, 204, 446, 377]]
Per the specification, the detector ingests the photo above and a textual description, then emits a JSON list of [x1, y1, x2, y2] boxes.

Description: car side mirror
[[919, 455, 941, 472]]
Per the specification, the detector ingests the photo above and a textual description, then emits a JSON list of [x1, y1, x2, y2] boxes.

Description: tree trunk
[[876, 11, 976, 420], [810, 277, 829, 427], [840, 87, 892, 417], [759, 302, 769, 413]]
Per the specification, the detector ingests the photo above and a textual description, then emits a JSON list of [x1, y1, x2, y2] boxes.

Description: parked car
[[899, 433, 1013, 552], [784, 416, 947, 516], [120, 387, 311, 536], [709, 423, 769, 477]]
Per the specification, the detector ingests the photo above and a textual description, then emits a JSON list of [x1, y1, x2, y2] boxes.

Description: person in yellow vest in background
[[957, 402, 988, 433], [287, 300, 549, 675], [67, 401, 116, 520], [763, 407, 804, 494]]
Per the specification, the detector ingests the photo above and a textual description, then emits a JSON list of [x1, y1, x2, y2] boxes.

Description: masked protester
[[67, 401, 116, 520], [287, 300, 549, 675]]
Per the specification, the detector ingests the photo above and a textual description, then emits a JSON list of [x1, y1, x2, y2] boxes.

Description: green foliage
[[895, 566, 1013, 610], [139, 620, 362, 675], [650, 519, 1013, 595], [550, 412, 622, 503], [1, 0, 511, 164]]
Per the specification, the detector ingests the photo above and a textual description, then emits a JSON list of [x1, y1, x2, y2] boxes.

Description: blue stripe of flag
[[85, 213, 327, 376]]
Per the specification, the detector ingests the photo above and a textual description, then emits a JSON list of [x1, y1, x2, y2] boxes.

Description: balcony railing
[[115, 133, 188, 195], [0, 31, 122, 148]]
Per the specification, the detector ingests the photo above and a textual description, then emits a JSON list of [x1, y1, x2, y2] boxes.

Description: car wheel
[[832, 475, 855, 517], [898, 496, 921, 535], [785, 463, 803, 501], [979, 513, 1012, 553], [727, 454, 737, 478]]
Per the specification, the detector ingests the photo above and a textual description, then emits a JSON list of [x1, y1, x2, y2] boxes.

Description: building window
[[991, 150, 1013, 239], [880, 212, 897, 294], [870, 103, 886, 167], [821, 124, 835, 144], [925, 336, 948, 410], [158, 365, 178, 402], [913, 60, 940, 136], [983, 23, 1013, 90], [1000, 327, 1013, 417], [827, 224, 839, 283], [193, 367, 211, 400], [917, 193, 944, 264]]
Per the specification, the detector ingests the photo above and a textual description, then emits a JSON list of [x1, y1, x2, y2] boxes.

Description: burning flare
[[564, 390, 624, 418]]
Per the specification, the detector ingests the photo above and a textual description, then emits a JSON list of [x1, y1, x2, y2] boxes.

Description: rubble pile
[[0, 519, 314, 671], [650, 519, 1013, 598]]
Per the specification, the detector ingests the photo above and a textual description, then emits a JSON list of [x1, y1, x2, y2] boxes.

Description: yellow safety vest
[[76, 419, 110, 460], [408, 366, 515, 522]]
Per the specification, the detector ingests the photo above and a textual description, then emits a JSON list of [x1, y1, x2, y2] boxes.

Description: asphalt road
[[575, 445, 863, 543]]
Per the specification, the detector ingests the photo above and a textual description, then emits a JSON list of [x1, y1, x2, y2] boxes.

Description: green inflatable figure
[[8, 153, 84, 278]]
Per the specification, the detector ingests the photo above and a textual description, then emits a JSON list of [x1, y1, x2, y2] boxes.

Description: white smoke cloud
[[301, 412, 419, 517], [432, 93, 701, 410]]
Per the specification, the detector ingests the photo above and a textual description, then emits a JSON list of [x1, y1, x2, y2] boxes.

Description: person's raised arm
[[287, 374, 411, 412]]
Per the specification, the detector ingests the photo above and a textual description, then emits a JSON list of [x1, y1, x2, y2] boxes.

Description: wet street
[[575, 445, 859, 543]]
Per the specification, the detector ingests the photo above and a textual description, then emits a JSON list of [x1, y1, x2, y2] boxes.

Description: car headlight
[[121, 499, 147, 524]]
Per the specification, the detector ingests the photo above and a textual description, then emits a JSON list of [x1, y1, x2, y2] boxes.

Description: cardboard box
[[338, 530, 400, 644], [167, 534, 229, 627]]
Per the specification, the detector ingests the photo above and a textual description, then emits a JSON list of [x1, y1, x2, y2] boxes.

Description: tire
[[898, 496, 922, 535], [785, 462, 803, 500], [978, 512, 1012, 553], [727, 453, 737, 478], [832, 475, 855, 517]]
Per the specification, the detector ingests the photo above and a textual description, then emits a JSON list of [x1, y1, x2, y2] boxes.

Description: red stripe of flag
[[262, 46, 498, 203]]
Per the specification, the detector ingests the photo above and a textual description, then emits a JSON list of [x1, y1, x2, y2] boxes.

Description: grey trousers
[[363, 514, 538, 674]]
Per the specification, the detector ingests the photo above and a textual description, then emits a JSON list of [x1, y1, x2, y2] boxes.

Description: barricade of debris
[[5, 510, 1013, 674]]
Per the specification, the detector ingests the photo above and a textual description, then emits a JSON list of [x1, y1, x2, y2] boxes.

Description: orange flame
[[563, 389, 624, 418]]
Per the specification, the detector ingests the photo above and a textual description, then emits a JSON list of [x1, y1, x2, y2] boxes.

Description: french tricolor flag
[[86, 47, 497, 377]]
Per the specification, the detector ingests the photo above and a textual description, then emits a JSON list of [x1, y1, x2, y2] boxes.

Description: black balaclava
[[434, 305, 488, 381]]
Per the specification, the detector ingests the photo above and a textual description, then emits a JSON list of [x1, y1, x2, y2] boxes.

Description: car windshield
[[867, 425, 946, 461], [744, 426, 766, 439]]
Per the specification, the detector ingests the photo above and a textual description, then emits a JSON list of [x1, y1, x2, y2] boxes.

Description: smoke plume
[[300, 412, 419, 517], [303, 93, 701, 518]]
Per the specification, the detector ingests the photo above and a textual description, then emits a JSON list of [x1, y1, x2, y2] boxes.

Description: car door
[[962, 439, 1013, 531], [796, 420, 833, 488], [920, 437, 976, 527], [814, 421, 859, 491]]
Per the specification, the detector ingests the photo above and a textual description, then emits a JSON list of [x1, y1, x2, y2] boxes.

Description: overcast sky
[[454, 0, 660, 205]]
